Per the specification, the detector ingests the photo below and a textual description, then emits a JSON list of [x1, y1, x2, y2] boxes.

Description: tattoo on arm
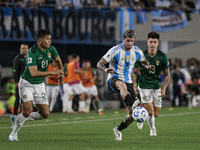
[[162, 68, 170, 91], [141, 59, 149, 69], [97, 58, 107, 71]]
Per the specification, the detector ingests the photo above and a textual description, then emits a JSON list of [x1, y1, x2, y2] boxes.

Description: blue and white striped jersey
[[103, 43, 145, 83]]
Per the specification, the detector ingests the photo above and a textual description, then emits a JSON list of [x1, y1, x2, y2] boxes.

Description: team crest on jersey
[[28, 58, 32, 63], [143, 96, 146, 100], [107, 54, 110, 57], [126, 56, 129, 61], [156, 61, 159, 65], [23, 95, 27, 99], [120, 57, 124, 61], [48, 52, 51, 58]]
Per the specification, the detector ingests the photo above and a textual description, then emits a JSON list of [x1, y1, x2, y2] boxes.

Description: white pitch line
[[1, 111, 200, 130]]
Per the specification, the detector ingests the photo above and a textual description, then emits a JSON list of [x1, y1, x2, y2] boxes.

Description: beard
[[41, 42, 49, 50]]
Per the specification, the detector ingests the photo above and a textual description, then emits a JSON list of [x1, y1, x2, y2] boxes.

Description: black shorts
[[108, 77, 136, 100]]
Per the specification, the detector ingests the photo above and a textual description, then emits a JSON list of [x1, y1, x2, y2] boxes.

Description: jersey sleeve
[[27, 50, 37, 67], [13, 56, 20, 83], [162, 55, 170, 70], [51, 46, 58, 60], [102, 49, 113, 62], [137, 47, 145, 62], [134, 60, 140, 68]]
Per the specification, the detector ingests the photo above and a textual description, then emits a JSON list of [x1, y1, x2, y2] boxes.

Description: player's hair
[[72, 53, 79, 59], [123, 29, 136, 39], [148, 31, 160, 40], [36, 28, 51, 41], [82, 59, 90, 63], [21, 43, 28, 47]]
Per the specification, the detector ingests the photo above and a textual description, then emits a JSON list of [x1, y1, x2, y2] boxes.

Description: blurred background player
[[80, 59, 103, 114], [97, 29, 155, 141], [133, 31, 170, 136], [46, 59, 60, 112], [65, 53, 88, 113], [62, 54, 73, 112], [10, 43, 29, 127]]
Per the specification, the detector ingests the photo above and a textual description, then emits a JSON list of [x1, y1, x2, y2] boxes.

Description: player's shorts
[[85, 85, 98, 96], [108, 77, 136, 100], [139, 87, 162, 108], [68, 82, 85, 95], [63, 83, 70, 93], [19, 78, 49, 105]]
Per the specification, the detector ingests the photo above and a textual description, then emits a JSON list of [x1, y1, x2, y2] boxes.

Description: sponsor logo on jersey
[[28, 58, 32, 63], [107, 54, 110, 57], [126, 56, 129, 61], [23, 95, 27, 99], [48, 53, 51, 58], [131, 57, 134, 61], [167, 61, 169, 66], [120, 57, 124, 61], [156, 61, 159, 65]]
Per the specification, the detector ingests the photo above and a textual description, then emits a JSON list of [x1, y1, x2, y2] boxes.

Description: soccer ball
[[132, 107, 148, 123]]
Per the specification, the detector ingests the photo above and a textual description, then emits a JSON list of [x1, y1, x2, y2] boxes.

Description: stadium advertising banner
[[151, 10, 188, 32], [0, 8, 116, 45]]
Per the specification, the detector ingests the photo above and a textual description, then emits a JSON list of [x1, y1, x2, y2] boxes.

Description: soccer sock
[[66, 101, 73, 110], [11, 113, 26, 135], [86, 99, 91, 107], [49, 96, 57, 112], [26, 112, 44, 121], [117, 121, 128, 131], [147, 115, 155, 130], [124, 94, 134, 107], [79, 101, 85, 111]]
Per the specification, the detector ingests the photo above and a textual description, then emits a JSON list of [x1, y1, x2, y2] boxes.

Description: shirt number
[[41, 60, 48, 68]]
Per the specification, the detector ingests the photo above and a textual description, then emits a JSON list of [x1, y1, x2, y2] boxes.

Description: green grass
[[0, 107, 200, 150]]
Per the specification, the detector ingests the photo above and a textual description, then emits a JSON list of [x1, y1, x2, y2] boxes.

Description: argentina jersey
[[103, 43, 145, 83]]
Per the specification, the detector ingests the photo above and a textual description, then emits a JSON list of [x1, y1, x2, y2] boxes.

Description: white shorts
[[68, 83, 85, 95], [85, 85, 98, 96], [139, 87, 162, 108], [19, 78, 49, 105], [63, 83, 69, 93]]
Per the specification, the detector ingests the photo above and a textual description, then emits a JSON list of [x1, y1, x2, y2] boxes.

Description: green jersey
[[134, 50, 169, 89], [21, 44, 58, 84]]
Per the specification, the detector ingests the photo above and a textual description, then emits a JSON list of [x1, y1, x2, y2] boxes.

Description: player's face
[[20, 45, 28, 56], [40, 34, 51, 50], [123, 37, 134, 50], [147, 38, 159, 52]]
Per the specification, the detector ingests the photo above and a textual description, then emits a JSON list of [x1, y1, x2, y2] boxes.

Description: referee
[[10, 43, 28, 128]]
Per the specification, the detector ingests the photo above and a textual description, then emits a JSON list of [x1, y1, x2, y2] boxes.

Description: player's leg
[[9, 101, 32, 141], [62, 83, 69, 112], [49, 86, 59, 112], [66, 84, 77, 113]]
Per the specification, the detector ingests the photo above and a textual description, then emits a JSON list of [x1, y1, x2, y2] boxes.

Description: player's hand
[[52, 70, 63, 76], [105, 68, 114, 73], [159, 90, 165, 97], [15, 82, 19, 88], [58, 74, 64, 82], [147, 65, 155, 71], [134, 86, 139, 95]]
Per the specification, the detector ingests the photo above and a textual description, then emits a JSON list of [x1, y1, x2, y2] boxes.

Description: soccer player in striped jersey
[[133, 31, 170, 136], [8, 28, 64, 141], [97, 29, 155, 141]]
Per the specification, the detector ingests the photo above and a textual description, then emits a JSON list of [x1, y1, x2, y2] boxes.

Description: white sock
[[11, 113, 26, 135], [62, 92, 69, 111], [26, 112, 44, 121], [86, 99, 91, 106], [147, 115, 155, 130], [49, 97, 57, 112], [66, 101, 73, 110], [79, 101, 85, 111]]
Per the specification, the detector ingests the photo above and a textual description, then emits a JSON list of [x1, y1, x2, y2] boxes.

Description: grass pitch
[[0, 107, 200, 150]]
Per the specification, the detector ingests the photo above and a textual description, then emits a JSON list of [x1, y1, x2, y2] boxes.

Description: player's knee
[[154, 113, 159, 118], [22, 111, 31, 117], [148, 111, 154, 116], [41, 112, 49, 119]]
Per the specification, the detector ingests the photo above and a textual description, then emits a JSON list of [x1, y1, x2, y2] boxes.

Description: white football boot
[[150, 128, 157, 136], [113, 127, 122, 141], [137, 122, 144, 130], [8, 134, 19, 141]]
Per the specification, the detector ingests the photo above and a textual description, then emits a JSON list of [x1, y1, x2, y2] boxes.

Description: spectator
[[0, 0, 9, 7], [56, 0, 73, 9], [5, 77, 16, 100], [155, 0, 171, 10], [172, 65, 185, 106], [0, 96, 5, 115]]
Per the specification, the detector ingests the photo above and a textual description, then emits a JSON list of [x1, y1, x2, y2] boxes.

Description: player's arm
[[140, 59, 155, 71], [160, 68, 170, 97], [13, 56, 20, 88], [54, 54, 64, 82], [97, 57, 114, 73], [132, 68, 139, 95], [29, 66, 62, 78]]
